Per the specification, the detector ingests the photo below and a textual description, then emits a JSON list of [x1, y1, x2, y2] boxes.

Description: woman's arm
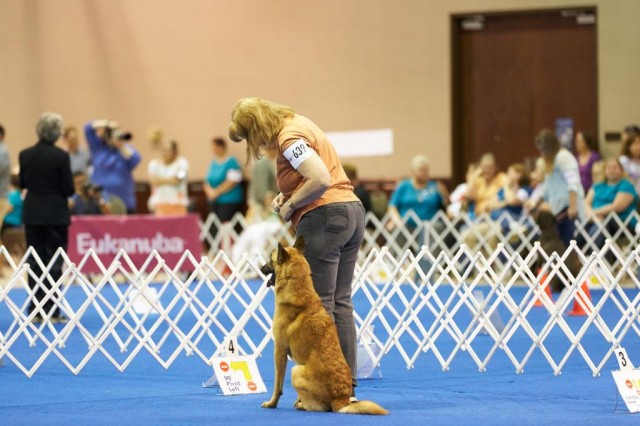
[[593, 192, 634, 218], [278, 154, 330, 221]]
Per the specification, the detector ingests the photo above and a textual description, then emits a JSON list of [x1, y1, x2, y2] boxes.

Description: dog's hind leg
[[291, 365, 330, 412]]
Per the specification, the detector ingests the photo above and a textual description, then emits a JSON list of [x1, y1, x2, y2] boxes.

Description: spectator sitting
[[84, 119, 142, 214], [62, 125, 91, 175], [574, 131, 601, 193], [591, 159, 605, 186], [342, 163, 372, 213], [231, 191, 283, 265], [69, 171, 111, 215], [447, 162, 477, 219], [580, 158, 639, 249], [2, 173, 23, 231], [147, 140, 189, 216], [464, 153, 507, 218], [386, 155, 450, 231], [386, 155, 450, 261], [618, 124, 640, 195], [246, 145, 278, 222], [487, 162, 532, 236]]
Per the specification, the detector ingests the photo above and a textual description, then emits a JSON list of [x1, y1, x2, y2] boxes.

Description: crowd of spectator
[[1, 115, 640, 267]]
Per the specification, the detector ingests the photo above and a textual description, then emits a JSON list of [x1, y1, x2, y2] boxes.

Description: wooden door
[[451, 8, 598, 182]]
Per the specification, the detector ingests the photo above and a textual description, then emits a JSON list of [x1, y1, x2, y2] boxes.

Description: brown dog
[[534, 210, 581, 292], [259, 236, 388, 415]]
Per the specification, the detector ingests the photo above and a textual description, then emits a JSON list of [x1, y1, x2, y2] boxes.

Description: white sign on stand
[[202, 337, 266, 395], [612, 347, 640, 413], [211, 355, 267, 396]]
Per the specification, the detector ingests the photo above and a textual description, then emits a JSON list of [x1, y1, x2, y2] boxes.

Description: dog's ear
[[293, 235, 305, 253], [277, 243, 290, 264]]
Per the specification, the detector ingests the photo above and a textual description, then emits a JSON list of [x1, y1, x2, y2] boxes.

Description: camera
[[104, 127, 133, 142], [82, 182, 103, 197]]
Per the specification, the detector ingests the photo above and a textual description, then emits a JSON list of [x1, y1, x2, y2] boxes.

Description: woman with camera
[[84, 119, 141, 214]]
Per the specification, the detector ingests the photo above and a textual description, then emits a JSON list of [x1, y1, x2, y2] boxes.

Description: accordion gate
[[0, 210, 639, 377]]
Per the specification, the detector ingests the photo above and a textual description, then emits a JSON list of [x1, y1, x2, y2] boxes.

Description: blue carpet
[[1, 284, 638, 425]]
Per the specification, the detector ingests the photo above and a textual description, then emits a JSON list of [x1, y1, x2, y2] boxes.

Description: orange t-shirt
[[276, 114, 358, 227]]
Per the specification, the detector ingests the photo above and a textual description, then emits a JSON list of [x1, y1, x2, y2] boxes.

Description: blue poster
[[555, 118, 574, 151]]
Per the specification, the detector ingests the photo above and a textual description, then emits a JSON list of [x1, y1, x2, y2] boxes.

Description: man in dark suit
[[19, 112, 74, 323]]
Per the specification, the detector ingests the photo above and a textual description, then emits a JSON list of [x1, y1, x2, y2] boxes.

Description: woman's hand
[[272, 193, 285, 213]]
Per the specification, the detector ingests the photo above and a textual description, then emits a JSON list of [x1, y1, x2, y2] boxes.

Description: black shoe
[[50, 314, 69, 324]]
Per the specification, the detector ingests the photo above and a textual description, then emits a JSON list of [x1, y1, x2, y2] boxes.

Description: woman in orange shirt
[[229, 98, 364, 398]]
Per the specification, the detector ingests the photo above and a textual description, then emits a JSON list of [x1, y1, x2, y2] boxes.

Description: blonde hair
[[229, 98, 295, 162], [410, 155, 430, 172]]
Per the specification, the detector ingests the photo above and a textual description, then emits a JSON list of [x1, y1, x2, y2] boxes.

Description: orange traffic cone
[[568, 281, 592, 316], [534, 269, 552, 307]]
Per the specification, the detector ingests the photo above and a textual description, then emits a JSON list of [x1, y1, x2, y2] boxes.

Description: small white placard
[[615, 347, 635, 371], [211, 355, 267, 396], [326, 128, 394, 158], [612, 369, 640, 413]]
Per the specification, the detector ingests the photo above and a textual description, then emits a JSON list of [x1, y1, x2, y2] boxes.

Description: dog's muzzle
[[260, 260, 276, 287]]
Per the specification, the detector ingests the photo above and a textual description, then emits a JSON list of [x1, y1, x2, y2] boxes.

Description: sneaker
[[30, 313, 43, 324], [50, 315, 69, 324]]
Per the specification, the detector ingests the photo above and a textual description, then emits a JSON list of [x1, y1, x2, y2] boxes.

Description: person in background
[[229, 97, 363, 400], [581, 158, 638, 248], [2, 174, 24, 231], [447, 162, 477, 219], [619, 125, 640, 195], [246, 144, 278, 222], [590, 159, 605, 186], [62, 125, 91, 175], [342, 163, 372, 213], [19, 112, 74, 323], [528, 129, 585, 246], [574, 131, 600, 194], [386, 155, 450, 273], [147, 140, 189, 215], [0, 124, 11, 274], [204, 137, 244, 232], [84, 119, 141, 214], [486, 162, 532, 240], [464, 153, 507, 219], [69, 171, 111, 215], [386, 155, 449, 231]]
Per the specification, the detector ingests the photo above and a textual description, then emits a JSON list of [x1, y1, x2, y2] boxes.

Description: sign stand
[[357, 325, 382, 379], [611, 347, 640, 414], [473, 290, 505, 335], [202, 337, 267, 396]]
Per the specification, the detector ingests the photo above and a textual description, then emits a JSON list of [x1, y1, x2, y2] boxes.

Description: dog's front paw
[[262, 400, 278, 409]]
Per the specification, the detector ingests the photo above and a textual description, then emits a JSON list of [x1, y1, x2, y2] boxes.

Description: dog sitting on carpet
[[534, 210, 581, 292], [259, 236, 388, 415]]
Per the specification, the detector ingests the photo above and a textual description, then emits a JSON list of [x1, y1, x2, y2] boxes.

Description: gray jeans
[[295, 201, 365, 386]]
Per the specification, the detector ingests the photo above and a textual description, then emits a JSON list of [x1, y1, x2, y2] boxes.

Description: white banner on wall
[[326, 128, 394, 158]]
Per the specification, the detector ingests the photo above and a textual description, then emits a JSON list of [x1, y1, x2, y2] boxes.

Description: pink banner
[[68, 214, 202, 272]]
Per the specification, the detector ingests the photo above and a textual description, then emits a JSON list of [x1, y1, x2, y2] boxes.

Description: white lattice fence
[[202, 210, 640, 272], [1, 242, 639, 377]]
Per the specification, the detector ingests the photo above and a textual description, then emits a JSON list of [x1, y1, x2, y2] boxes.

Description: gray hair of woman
[[35, 112, 63, 144], [410, 154, 430, 172]]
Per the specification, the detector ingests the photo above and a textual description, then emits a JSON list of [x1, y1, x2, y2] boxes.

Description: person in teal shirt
[[387, 155, 449, 229], [2, 174, 23, 231], [386, 155, 450, 267], [204, 137, 244, 243], [582, 158, 639, 248]]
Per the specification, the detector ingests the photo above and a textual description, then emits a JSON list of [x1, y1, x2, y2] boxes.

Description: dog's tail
[[337, 400, 388, 415]]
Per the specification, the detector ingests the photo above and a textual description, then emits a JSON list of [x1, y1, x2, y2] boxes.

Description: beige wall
[[1, 0, 638, 182]]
